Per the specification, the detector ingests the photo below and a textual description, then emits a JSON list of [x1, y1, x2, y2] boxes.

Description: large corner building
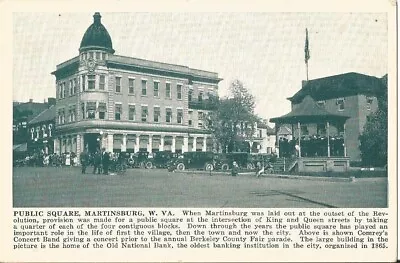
[[52, 13, 222, 155]]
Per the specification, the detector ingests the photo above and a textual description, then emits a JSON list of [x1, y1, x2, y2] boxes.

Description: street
[[13, 167, 387, 208]]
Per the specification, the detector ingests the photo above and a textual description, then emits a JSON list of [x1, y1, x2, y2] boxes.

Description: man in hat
[[101, 148, 110, 175], [80, 150, 89, 174]]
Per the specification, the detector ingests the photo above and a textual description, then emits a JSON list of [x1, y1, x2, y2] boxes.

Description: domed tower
[[79, 12, 114, 69]]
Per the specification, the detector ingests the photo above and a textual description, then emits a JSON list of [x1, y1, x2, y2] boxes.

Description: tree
[[359, 77, 387, 167], [205, 80, 259, 153]]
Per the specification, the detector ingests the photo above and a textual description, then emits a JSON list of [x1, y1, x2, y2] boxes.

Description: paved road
[[13, 167, 387, 208]]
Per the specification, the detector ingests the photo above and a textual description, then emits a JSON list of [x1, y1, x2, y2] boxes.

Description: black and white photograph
[[2, 0, 397, 262], [12, 10, 390, 208]]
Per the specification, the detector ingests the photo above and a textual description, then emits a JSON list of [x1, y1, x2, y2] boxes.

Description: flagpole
[[306, 61, 309, 81], [305, 28, 310, 81]]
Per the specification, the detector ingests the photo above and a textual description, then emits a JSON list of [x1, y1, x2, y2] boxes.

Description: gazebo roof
[[270, 96, 350, 124]]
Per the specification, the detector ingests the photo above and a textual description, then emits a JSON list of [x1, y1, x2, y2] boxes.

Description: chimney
[[301, 80, 308, 88], [29, 99, 33, 103], [48, 97, 56, 107]]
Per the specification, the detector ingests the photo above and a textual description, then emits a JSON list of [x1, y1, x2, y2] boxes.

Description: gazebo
[[270, 96, 350, 172]]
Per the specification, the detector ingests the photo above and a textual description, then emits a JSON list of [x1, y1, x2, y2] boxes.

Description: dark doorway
[[84, 133, 101, 153]]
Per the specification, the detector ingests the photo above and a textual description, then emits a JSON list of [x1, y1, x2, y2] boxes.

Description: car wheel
[[247, 163, 255, 170], [266, 167, 274, 174], [221, 163, 229, 171], [205, 163, 214, 171], [145, 161, 153, 169], [176, 163, 185, 171]]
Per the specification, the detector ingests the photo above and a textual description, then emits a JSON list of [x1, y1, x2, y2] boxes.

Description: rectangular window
[[73, 78, 77, 94], [62, 83, 66, 98], [166, 83, 171, 98], [82, 75, 86, 91], [88, 75, 95, 90], [154, 106, 160, 122], [366, 96, 373, 110], [141, 80, 147, 96], [69, 106, 76, 122], [96, 52, 100, 60], [129, 78, 135, 94], [258, 130, 262, 138], [58, 84, 62, 99], [198, 91, 203, 102], [141, 106, 148, 122], [177, 109, 183, 124], [69, 80, 73, 96], [198, 111, 204, 120], [61, 109, 65, 124], [115, 104, 122, 120], [188, 110, 193, 126], [154, 82, 159, 97], [81, 103, 85, 119], [198, 122, 203, 128], [86, 102, 96, 119], [166, 108, 172, 123], [317, 100, 325, 107], [89, 52, 93, 59], [337, 98, 345, 111], [188, 89, 193, 102], [99, 75, 105, 90], [98, 102, 106, 120], [128, 105, 136, 121], [115, 77, 121, 93], [177, 84, 182, 100]]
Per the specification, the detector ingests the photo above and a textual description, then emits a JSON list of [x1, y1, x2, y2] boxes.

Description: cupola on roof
[[79, 12, 115, 54]]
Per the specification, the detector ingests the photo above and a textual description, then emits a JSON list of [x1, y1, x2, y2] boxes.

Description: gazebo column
[[297, 122, 301, 158], [327, 121, 331, 157]]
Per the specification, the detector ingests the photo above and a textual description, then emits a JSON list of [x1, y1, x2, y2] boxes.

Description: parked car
[[215, 152, 255, 170], [168, 151, 216, 171], [146, 151, 180, 169], [129, 151, 150, 168]]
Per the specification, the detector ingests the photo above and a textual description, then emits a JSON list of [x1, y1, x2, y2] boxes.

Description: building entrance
[[84, 133, 101, 153]]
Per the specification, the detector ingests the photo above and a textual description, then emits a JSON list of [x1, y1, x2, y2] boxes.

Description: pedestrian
[[295, 143, 300, 157], [102, 148, 110, 175], [231, 161, 239, 176], [80, 150, 88, 174], [93, 150, 102, 174]]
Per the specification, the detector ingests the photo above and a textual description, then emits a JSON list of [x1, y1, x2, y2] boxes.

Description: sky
[[12, 12, 388, 122]]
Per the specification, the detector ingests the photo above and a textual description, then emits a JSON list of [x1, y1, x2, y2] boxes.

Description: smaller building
[[13, 98, 56, 150], [27, 105, 56, 154], [254, 122, 276, 154]]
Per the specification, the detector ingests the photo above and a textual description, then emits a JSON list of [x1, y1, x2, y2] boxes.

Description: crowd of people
[[278, 136, 345, 158], [13, 150, 78, 167], [79, 148, 129, 175]]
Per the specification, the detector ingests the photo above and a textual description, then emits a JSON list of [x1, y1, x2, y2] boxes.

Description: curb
[[175, 170, 355, 182]]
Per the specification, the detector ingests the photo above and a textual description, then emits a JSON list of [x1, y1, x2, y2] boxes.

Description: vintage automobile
[[168, 151, 216, 171], [146, 151, 180, 169], [215, 152, 256, 171], [126, 151, 150, 168]]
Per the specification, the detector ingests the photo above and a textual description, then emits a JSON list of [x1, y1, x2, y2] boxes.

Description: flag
[[305, 28, 310, 64]]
